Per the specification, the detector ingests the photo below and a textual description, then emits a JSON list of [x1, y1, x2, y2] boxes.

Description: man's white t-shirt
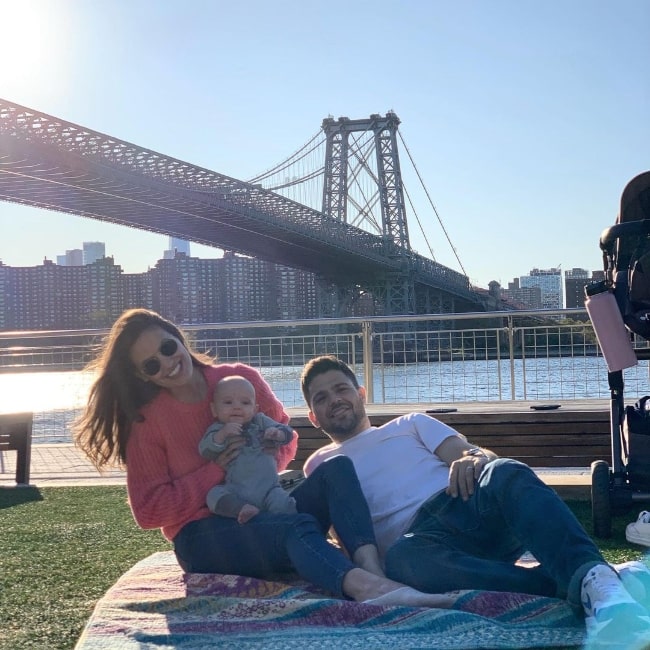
[[303, 412, 461, 559]]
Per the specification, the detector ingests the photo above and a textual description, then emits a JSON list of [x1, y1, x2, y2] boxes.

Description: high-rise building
[[164, 237, 191, 260], [123, 271, 156, 311], [218, 252, 275, 322], [3, 258, 125, 329], [86, 257, 123, 327], [155, 252, 220, 323], [0, 261, 6, 330], [500, 278, 543, 309], [520, 268, 563, 310], [57, 264, 88, 328], [564, 268, 590, 309], [83, 241, 106, 266], [65, 249, 83, 266], [276, 264, 318, 320], [0, 250, 384, 328], [7, 260, 84, 328]]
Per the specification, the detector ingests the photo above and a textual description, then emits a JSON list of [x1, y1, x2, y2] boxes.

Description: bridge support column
[[315, 277, 374, 321]]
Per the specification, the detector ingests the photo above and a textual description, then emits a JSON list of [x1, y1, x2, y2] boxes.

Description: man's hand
[[446, 454, 489, 501], [435, 436, 494, 501]]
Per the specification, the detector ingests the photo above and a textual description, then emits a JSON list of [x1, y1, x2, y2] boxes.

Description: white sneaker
[[581, 564, 650, 643], [626, 511, 650, 547], [613, 560, 650, 607]]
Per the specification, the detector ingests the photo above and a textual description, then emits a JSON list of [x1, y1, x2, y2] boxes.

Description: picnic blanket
[[74, 551, 587, 649]]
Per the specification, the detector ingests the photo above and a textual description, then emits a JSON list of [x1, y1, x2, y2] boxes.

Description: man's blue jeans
[[384, 458, 604, 607], [174, 455, 376, 597]]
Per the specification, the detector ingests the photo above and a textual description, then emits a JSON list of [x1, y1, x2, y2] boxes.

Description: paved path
[[0, 443, 126, 487], [0, 401, 604, 493], [0, 443, 592, 497]]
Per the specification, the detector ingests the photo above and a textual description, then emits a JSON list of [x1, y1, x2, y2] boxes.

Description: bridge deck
[[0, 98, 481, 307]]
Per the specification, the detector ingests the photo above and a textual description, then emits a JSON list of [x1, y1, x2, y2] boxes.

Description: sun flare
[[0, 1, 62, 90], [0, 371, 93, 414]]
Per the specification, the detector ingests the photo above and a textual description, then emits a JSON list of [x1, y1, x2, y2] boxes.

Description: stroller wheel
[[591, 460, 612, 538]]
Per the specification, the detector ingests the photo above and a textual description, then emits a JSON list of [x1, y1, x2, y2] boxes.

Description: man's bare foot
[[352, 544, 386, 577], [238, 504, 260, 524], [342, 568, 456, 608], [363, 586, 456, 608]]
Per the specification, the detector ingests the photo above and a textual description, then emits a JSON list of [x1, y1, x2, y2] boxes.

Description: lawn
[[1, 486, 168, 650], [0, 486, 647, 650]]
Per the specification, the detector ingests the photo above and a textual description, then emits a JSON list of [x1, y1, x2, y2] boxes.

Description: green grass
[[0, 488, 647, 650], [0, 486, 168, 650]]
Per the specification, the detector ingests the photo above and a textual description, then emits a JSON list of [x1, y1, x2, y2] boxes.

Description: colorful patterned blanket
[[74, 551, 586, 649]]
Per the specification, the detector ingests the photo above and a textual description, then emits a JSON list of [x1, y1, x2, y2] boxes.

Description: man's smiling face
[[307, 369, 369, 442]]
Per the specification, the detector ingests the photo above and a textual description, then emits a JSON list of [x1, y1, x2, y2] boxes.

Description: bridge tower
[[321, 113, 416, 316]]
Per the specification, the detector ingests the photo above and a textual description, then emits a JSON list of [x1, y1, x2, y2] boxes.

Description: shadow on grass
[[0, 485, 43, 508]]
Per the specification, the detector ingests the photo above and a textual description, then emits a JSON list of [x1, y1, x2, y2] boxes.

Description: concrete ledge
[[534, 468, 591, 500], [1, 444, 593, 499]]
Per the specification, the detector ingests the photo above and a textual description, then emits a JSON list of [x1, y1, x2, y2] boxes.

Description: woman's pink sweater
[[125, 363, 297, 541]]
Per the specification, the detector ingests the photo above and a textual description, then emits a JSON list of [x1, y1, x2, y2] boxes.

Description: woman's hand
[[213, 434, 246, 469]]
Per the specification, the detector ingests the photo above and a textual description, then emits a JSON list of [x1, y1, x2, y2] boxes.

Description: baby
[[199, 375, 297, 523]]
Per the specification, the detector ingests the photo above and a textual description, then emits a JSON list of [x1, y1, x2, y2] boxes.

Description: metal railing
[[1, 309, 649, 444]]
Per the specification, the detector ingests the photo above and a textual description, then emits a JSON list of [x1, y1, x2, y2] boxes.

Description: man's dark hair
[[300, 355, 359, 405]]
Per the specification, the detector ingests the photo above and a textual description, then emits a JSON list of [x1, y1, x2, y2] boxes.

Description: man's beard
[[327, 407, 362, 440]]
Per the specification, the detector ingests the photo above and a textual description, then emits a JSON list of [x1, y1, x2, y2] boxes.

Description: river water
[[2, 357, 649, 443]]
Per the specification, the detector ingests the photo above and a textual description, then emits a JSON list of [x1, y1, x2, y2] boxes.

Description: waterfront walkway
[[0, 442, 592, 498], [0, 443, 126, 487]]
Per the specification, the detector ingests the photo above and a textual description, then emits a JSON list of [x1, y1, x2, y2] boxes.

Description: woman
[[74, 308, 450, 606]]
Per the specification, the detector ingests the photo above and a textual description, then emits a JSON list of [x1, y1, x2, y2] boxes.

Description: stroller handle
[[600, 219, 650, 251]]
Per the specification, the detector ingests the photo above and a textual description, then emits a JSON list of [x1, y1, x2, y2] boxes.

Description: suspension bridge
[[0, 98, 490, 316]]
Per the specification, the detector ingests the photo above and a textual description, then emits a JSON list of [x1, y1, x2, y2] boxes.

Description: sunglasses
[[140, 339, 179, 377]]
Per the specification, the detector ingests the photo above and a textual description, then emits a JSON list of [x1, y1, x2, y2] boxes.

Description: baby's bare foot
[[238, 504, 260, 524]]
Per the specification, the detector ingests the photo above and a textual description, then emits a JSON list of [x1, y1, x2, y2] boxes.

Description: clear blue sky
[[0, 0, 648, 289]]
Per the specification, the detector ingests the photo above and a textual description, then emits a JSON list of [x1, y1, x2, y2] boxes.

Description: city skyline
[[4, 239, 599, 292], [0, 1, 647, 289], [0, 247, 588, 332], [0, 251, 319, 330]]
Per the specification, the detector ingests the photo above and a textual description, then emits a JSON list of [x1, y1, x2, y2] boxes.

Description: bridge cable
[[264, 166, 324, 190], [398, 130, 468, 277], [247, 130, 324, 184], [402, 184, 436, 261]]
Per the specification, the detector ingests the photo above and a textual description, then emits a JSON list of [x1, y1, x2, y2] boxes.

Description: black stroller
[[590, 170, 650, 538]]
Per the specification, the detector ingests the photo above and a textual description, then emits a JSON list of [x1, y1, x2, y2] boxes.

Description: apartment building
[[0, 252, 320, 330]]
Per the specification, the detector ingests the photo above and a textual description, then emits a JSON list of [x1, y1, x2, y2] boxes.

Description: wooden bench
[[0, 412, 33, 485], [288, 404, 611, 470]]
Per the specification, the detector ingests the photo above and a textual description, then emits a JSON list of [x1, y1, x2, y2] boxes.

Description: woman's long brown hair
[[73, 309, 211, 470]]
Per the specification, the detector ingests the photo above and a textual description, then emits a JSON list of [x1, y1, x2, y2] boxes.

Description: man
[[300, 355, 650, 646]]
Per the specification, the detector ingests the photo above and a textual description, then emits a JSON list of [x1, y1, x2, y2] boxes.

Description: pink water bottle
[[585, 281, 638, 372]]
